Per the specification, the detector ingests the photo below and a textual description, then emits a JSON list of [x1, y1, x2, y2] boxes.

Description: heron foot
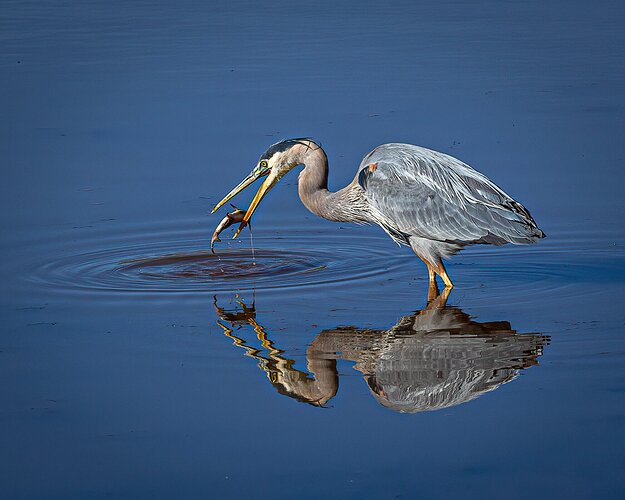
[[441, 275, 454, 289], [422, 256, 454, 291], [434, 258, 454, 289]]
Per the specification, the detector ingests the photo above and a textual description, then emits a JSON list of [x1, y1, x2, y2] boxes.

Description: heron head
[[211, 138, 320, 237]]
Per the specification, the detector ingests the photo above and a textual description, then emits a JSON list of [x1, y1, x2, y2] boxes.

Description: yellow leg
[[432, 258, 453, 289], [428, 265, 436, 284], [418, 255, 438, 290], [427, 275, 439, 303], [418, 255, 453, 290]]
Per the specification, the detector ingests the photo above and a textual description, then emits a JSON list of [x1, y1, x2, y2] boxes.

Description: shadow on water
[[213, 291, 549, 413]]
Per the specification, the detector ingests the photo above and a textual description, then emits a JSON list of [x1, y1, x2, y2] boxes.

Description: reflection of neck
[[217, 309, 338, 406]]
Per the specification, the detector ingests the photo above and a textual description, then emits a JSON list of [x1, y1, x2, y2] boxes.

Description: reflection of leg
[[425, 285, 451, 310], [427, 278, 439, 303], [439, 285, 451, 305]]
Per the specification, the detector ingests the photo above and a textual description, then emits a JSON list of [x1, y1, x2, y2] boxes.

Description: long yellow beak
[[211, 171, 265, 214], [232, 173, 279, 238]]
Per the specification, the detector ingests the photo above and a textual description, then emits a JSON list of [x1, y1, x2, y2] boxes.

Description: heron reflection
[[213, 292, 548, 413]]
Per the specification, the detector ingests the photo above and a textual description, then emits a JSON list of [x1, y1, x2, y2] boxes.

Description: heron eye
[[260, 161, 268, 168]]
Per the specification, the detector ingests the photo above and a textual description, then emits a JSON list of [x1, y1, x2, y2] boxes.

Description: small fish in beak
[[232, 168, 281, 238], [211, 167, 282, 240], [210, 205, 250, 254], [212, 139, 308, 238]]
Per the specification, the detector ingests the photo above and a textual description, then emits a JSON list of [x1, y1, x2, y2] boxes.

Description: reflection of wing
[[368, 332, 544, 413], [315, 307, 547, 413]]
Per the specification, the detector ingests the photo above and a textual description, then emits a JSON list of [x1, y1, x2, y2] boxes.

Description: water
[[2, 1, 625, 498]]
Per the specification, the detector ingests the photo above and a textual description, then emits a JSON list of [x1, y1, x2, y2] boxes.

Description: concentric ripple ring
[[22, 223, 406, 295]]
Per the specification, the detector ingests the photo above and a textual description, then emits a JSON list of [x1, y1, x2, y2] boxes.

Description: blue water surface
[[2, 1, 625, 498]]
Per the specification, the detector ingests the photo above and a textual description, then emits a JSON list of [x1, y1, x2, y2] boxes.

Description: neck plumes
[[293, 142, 367, 223]]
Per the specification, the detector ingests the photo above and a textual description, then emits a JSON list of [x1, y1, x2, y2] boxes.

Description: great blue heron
[[212, 138, 545, 288]]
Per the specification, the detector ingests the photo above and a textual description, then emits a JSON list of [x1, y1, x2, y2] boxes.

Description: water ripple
[[16, 219, 625, 299], [24, 223, 403, 295]]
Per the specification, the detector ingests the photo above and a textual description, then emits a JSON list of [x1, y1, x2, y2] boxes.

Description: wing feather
[[358, 144, 544, 245]]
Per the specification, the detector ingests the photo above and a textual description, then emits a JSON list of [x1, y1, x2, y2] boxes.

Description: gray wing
[[358, 144, 544, 245]]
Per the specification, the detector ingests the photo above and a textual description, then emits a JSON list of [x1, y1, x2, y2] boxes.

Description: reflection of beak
[[211, 171, 266, 214], [233, 170, 280, 238]]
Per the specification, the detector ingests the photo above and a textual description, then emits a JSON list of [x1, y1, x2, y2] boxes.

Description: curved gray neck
[[295, 145, 365, 223]]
